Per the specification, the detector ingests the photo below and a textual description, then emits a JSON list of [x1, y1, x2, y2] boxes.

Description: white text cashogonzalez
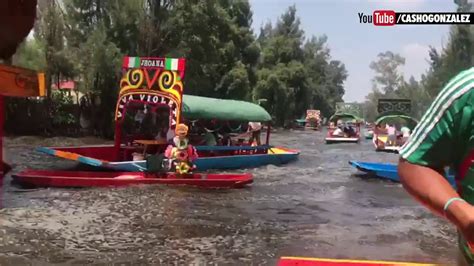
[[358, 11, 474, 26], [396, 12, 472, 25]]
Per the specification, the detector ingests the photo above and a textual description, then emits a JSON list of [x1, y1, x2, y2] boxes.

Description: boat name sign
[[116, 93, 178, 126]]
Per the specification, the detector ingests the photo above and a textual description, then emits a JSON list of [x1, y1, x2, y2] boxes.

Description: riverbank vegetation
[[362, 0, 472, 122], [9, 0, 347, 137]]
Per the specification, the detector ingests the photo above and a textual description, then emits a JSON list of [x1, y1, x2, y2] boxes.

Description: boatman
[[398, 67, 474, 266], [248, 121, 262, 146]]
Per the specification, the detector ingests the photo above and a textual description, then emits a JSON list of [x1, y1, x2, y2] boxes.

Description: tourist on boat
[[386, 124, 396, 146], [373, 124, 385, 149], [332, 125, 344, 137], [164, 123, 198, 174], [248, 121, 262, 146], [398, 67, 474, 266], [220, 133, 232, 146], [155, 126, 167, 141], [165, 126, 175, 143], [400, 126, 410, 145], [202, 130, 217, 146], [134, 108, 145, 130], [343, 122, 356, 137]]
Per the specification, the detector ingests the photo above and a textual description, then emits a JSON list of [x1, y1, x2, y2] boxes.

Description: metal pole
[[266, 122, 271, 145], [114, 120, 122, 161], [0, 95, 4, 176]]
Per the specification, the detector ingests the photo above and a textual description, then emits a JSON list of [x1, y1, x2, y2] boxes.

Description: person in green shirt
[[398, 67, 474, 265]]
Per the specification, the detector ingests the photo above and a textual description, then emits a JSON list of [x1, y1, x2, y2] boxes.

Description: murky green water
[[0, 130, 457, 265]]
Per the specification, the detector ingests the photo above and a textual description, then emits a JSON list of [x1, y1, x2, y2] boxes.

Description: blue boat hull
[[195, 153, 298, 170], [107, 152, 299, 172], [349, 160, 456, 187], [37, 145, 299, 172]]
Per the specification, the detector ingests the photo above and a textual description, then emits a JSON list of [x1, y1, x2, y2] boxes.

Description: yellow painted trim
[[280, 257, 437, 265], [37, 73, 45, 97], [268, 148, 291, 154]]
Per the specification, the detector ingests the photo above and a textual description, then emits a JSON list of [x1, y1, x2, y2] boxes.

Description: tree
[[418, 0, 473, 100], [255, 6, 307, 125], [13, 39, 46, 71], [369, 51, 405, 96], [397, 76, 431, 119], [36, 0, 74, 97], [255, 5, 347, 125]]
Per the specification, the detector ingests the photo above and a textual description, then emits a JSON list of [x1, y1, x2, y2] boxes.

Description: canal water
[[0, 130, 457, 265]]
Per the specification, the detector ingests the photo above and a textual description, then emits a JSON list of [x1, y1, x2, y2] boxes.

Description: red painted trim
[[0, 95, 4, 176], [278, 258, 433, 266], [459, 150, 474, 180], [458, 149, 474, 195], [0, 95, 2, 210], [12, 170, 253, 188]]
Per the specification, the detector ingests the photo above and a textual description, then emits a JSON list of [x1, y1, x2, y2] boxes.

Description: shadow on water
[[0, 132, 457, 265]]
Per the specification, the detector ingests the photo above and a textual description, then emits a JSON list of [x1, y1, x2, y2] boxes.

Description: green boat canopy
[[182, 95, 271, 122], [329, 112, 362, 123], [375, 114, 418, 130]]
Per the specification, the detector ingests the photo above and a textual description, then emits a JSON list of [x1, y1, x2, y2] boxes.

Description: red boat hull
[[12, 170, 253, 188], [278, 257, 436, 266]]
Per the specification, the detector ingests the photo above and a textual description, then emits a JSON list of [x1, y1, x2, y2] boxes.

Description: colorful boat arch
[[113, 56, 186, 157], [115, 57, 186, 128]]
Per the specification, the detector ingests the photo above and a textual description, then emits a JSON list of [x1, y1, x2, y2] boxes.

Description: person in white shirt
[[248, 122, 262, 146], [134, 108, 145, 130], [387, 124, 396, 146], [166, 127, 175, 143], [333, 127, 343, 136], [400, 126, 411, 145]]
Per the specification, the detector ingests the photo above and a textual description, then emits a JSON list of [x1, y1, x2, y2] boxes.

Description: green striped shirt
[[399, 67, 474, 262], [400, 67, 474, 169]]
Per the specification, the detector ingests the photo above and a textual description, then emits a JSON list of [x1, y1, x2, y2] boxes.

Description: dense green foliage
[[14, 0, 470, 133], [13, 0, 347, 134], [363, 0, 473, 122]]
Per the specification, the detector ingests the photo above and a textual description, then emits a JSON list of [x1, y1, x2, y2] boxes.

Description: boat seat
[[146, 153, 165, 173]]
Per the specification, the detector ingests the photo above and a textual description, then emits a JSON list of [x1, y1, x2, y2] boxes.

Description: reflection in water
[[0, 131, 457, 264]]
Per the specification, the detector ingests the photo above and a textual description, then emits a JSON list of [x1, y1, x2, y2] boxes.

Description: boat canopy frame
[[182, 95, 271, 122], [328, 112, 363, 123], [375, 110, 418, 130]]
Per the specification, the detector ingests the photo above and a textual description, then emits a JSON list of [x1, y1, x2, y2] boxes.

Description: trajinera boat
[[34, 56, 299, 172], [348, 160, 456, 187], [364, 123, 374, 139], [294, 109, 321, 130], [304, 109, 321, 130], [13, 56, 256, 188], [278, 256, 437, 265], [13, 170, 253, 188], [325, 112, 362, 144], [372, 112, 418, 153]]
